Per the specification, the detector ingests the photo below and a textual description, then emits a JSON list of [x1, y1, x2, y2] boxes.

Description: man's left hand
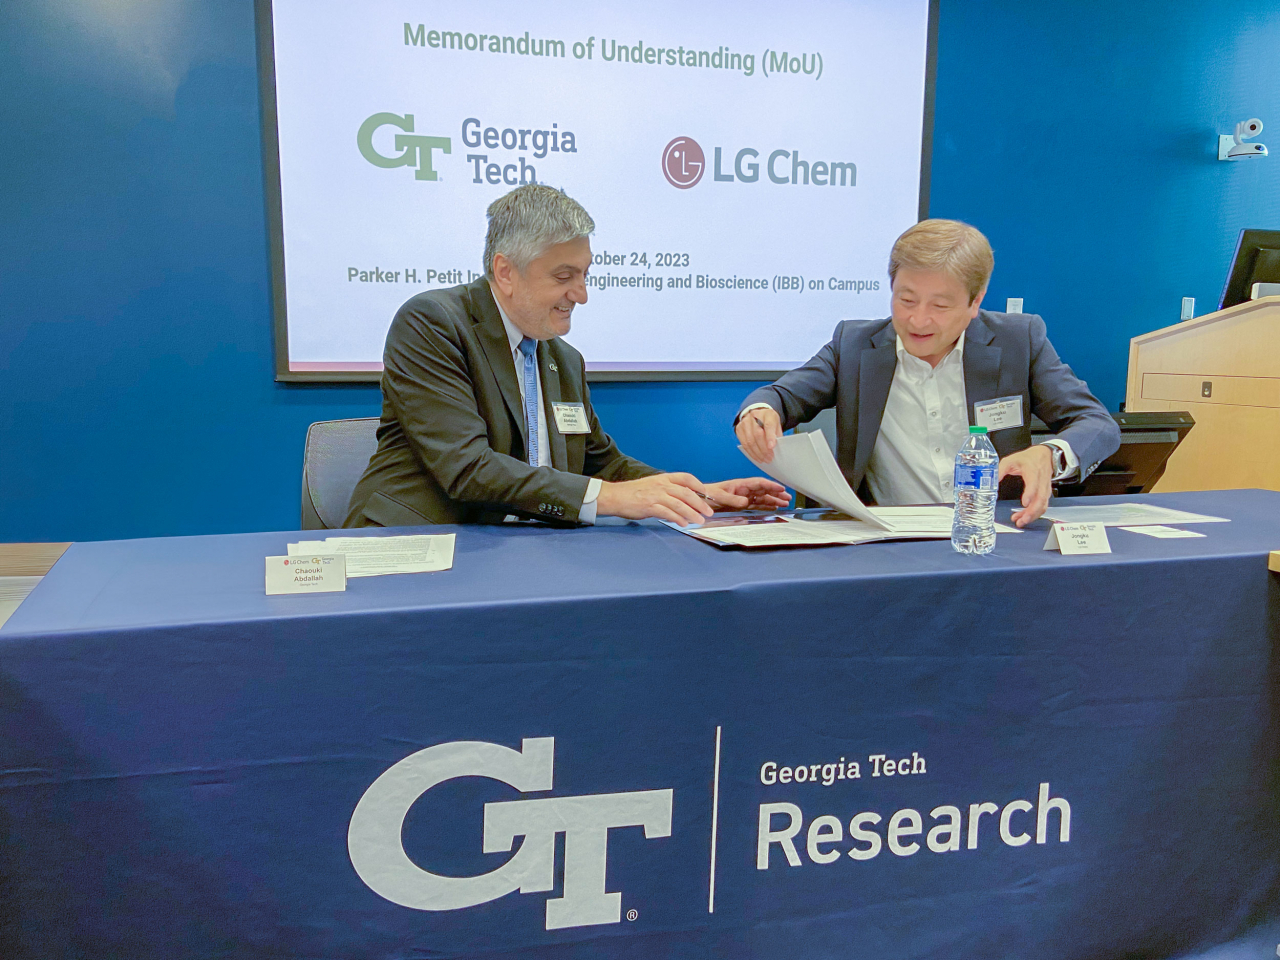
[[704, 478, 791, 511], [998, 444, 1054, 527]]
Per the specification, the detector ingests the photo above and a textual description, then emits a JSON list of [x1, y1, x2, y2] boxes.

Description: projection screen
[[258, 0, 937, 381]]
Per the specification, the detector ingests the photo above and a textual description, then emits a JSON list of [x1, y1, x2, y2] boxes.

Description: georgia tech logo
[[357, 113, 451, 181], [347, 738, 673, 930], [662, 136, 705, 188]]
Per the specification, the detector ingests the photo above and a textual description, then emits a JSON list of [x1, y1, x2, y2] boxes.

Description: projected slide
[[264, 0, 933, 378]]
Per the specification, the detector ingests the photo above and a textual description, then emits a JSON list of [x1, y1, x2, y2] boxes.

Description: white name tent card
[[265, 554, 346, 595], [1043, 522, 1111, 555]]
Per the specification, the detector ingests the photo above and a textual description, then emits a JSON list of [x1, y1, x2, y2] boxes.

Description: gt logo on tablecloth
[[347, 738, 672, 930]]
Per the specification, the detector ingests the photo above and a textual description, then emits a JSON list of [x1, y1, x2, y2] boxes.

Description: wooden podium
[[1126, 296, 1280, 492]]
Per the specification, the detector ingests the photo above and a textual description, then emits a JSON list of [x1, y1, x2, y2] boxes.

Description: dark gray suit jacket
[[739, 311, 1120, 496], [345, 278, 659, 527]]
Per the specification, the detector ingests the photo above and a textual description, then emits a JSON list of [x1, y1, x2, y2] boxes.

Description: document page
[[1041, 504, 1228, 527], [683, 521, 855, 548], [288, 534, 456, 577], [741, 432, 889, 529]]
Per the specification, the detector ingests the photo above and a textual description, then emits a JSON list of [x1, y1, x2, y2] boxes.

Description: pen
[[696, 491, 733, 510]]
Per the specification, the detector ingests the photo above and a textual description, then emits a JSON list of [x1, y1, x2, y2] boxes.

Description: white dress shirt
[[497, 306, 601, 522], [865, 334, 973, 505]]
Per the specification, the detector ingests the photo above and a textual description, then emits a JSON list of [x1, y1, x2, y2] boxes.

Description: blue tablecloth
[[2, 490, 1279, 959]]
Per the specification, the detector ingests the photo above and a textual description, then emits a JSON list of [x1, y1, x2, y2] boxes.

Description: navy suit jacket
[[739, 311, 1121, 497]]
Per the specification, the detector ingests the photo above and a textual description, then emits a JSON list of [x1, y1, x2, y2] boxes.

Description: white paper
[[266, 554, 347, 594], [689, 521, 853, 548], [741, 432, 890, 529], [1042, 503, 1229, 527], [1043, 522, 1111, 555], [288, 534, 455, 577], [1117, 525, 1206, 539]]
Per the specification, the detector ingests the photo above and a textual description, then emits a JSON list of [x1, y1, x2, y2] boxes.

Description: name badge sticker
[[974, 395, 1025, 432], [552, 402, 591, 435], [266, 554, 347, 595]]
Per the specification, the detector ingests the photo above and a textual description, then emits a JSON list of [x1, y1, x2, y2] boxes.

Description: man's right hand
[[596, 473, 714, 526], [735, 406, 783, 464]]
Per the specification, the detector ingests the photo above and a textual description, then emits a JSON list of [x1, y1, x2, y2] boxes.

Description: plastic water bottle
[[951, 425, 998, 555]]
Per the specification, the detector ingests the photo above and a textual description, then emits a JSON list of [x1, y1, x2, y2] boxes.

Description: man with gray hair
[[346, 184, 786, 527], [736, 219, 1119, 527]]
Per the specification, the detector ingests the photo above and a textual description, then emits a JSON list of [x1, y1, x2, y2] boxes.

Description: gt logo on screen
[[357, 112, 451, 181], [348, 737, 673, 930]]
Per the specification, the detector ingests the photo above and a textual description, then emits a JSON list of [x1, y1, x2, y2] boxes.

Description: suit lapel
[[962, 315, 1002, 425], [853, 324, 898, 483], [539, 342, 568, 471], [471, 281, 528, 448]]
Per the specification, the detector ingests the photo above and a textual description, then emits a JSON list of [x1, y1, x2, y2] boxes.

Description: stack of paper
[[286, 534, 455, 577], [740, 432, 1018, 538], [1041, 504, 1228, 526], [669, 511, 1019, 549], [741, 431, 891, 529]]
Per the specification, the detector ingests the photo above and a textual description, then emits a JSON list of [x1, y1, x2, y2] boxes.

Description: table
[[1, 490, 1278, 959]]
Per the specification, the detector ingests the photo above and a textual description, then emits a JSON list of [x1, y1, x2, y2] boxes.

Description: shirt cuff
[[579, 477, 603, 524], [736, 402, 777, 426], [1041, 438, 1080, 481]]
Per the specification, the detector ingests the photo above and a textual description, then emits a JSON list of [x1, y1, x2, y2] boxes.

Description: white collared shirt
[[496, 305, 601, 522], [865, 334, 972, 505]]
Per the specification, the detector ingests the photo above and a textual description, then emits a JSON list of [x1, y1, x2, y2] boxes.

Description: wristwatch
[[1045, 442, 1067, 479]]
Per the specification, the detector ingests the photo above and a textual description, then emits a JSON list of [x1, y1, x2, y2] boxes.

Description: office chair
[[300, 418, 380, 529]]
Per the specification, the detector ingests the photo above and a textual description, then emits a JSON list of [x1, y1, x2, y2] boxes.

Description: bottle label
[[954, 463, 997, 492]]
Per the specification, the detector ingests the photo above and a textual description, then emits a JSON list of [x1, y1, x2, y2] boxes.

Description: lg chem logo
[[358, 113, 451, 181], [662, 136, 705, 189], [662, 133, 857, 189], [348, 737, 673, 930]]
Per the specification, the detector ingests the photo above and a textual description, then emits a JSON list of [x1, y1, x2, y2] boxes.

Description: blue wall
[[2, 1, 1277, 542]]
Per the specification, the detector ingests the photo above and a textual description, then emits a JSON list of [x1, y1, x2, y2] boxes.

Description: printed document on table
[[1117, 525, 1206, 539], [668, 518, 856, 548], [287, 534, 455, 577], [741, 435, 1022, 536], [741, 432, 889, 529], [1041, 503, 1228, 527], [661, 510, 1019, 549]]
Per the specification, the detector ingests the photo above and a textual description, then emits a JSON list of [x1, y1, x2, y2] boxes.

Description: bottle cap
[[969, 425, 988, 434]]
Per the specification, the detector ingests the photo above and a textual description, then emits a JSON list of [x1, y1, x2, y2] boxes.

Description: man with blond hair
[[736, 219, 1119, 527], [346, 184, 786, 528]]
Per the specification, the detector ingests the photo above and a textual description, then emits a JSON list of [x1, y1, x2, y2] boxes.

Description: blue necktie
[[517, 337, 539, 467]]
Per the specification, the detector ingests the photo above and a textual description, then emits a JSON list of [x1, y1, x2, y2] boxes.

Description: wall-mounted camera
[[1219, 118, 1268, 161]]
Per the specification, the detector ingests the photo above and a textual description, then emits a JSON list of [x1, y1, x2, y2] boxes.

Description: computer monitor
[[1030, 411, 1195, 497], [1219, 229, 1280, 310]]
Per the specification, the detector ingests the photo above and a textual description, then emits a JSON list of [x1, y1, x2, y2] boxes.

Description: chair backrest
[[794, 407, 837, 451], [793, 409, 838, 509], [301, 418, 380, 529]]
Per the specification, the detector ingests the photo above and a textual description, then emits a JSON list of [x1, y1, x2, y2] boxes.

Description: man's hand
[[735, 406, 783, 463], [998, 444, 1054, 528], [596, 473, 714, 526], [703, 478, 791, 511]]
